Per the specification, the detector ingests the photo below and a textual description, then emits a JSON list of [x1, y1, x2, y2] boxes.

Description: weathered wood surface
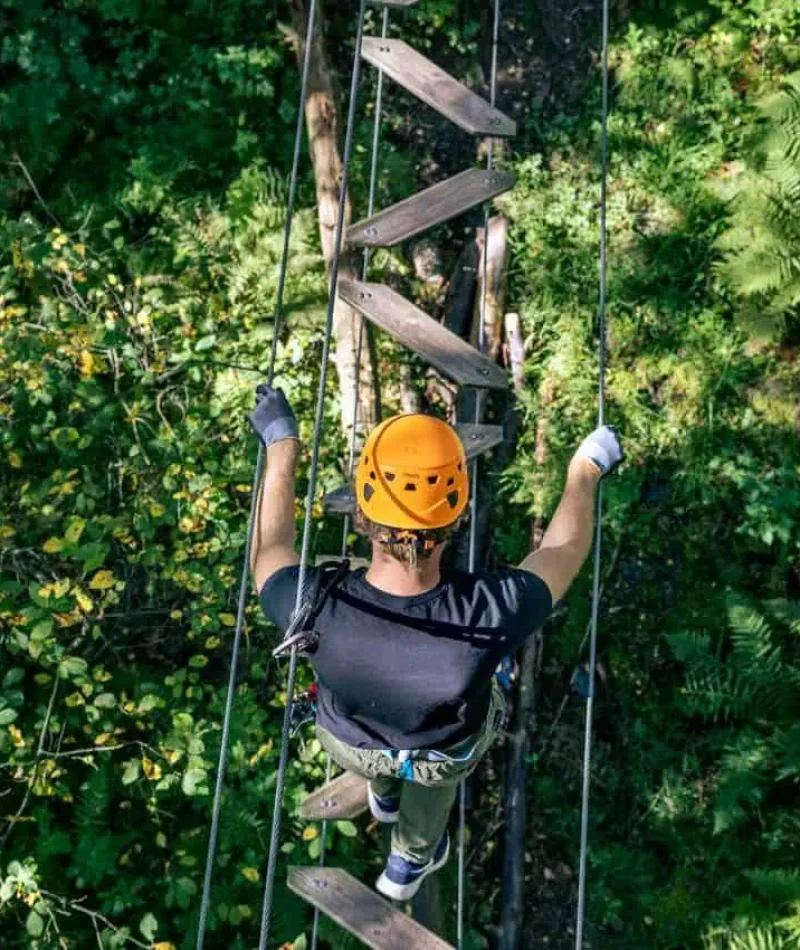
[[299, 771, 369, 821], [362, 38, 516, 137], [504, 312, 525, 394], [474, 215, 510, 360], [314, 554, 370, 570], [347, 168, 514, 248], [338, 280, 508, 391], [288, 867, 455, 950], [323, 484, 356, 513], [456, 423, 504, 460]]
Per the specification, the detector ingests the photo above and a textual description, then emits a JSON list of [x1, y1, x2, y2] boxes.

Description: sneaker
[[367, 783, 400, 824], [375, 832, 450, 901]]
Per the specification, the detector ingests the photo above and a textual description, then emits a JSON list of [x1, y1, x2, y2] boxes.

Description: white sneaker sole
[[367, 784, 399, 824], [375, 836, 451, 902]]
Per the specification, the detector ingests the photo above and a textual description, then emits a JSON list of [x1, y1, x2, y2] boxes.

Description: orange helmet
[[355, 414, 469, 530]]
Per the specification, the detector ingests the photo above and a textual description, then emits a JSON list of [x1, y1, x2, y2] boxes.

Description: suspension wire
[[257, 4, 369, 946], [459, 2, 502, 947], [575, 0, 610, 945], [341, 3, 390, 557], [309, 15, 391, 948], [193, 4, 318, 947]]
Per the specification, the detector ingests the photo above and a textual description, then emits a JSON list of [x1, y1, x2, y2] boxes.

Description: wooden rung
[[299, 772, 369, 821], [347, 168, 514, 248], [456, 423, 504, 460], [288, 867, 455, 950], [362, 38, 516, 137], [314, 554, 370, 570], [338, 280, 508, 391], [324, 484, 356, 513]]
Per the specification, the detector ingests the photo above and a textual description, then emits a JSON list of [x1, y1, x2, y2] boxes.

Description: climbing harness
[[574, 0, 612, 945]]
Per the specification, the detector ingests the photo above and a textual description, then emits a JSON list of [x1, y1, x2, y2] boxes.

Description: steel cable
[[194, 3, 318, 946], [574, 0, 611, 944], [460, 1, 502, 946], [257, 3, 369, 946], [310, 13, 391, 949]]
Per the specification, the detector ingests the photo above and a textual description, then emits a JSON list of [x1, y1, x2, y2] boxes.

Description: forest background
[[1, 0, 800, 949]]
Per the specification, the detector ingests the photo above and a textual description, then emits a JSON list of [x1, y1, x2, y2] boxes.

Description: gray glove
[[575, 425, 624, 476], [249, 385, 299, 448]]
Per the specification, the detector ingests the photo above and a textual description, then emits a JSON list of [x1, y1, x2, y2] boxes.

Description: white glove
[[574, 425, 624, 477]]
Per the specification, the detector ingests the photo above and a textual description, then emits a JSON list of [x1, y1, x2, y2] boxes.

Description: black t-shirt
[[260, 565, 552, 751]]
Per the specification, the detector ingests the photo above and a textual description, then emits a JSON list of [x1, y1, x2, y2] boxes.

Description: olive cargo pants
[[316, 685, 506, 864]]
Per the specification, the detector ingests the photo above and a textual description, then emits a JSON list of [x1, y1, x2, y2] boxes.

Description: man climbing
[[249, 386, 623, 901]]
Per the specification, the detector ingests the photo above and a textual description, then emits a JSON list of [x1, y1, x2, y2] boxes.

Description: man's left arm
[[248, 386, 301, 593]]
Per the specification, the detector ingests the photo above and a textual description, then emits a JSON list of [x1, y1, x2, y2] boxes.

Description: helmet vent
[[370, 471, 376, 480], [447, 491, 459, 509], [427, 475, 439, 485], [363, 484, 375, 502], [447, 477, 455, 487], [404, 483, 417, 492], [458, 462, 463, 472], [385, 472, 396, 482]]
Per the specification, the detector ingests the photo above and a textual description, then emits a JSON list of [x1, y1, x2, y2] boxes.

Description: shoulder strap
[[272, 559, 350, 658]]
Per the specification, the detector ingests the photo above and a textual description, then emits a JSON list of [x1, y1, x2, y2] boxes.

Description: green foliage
[[716, 72, 800, 339]]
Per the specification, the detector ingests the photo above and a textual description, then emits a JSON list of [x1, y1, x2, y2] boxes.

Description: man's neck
[[365, 544, 443, 597]]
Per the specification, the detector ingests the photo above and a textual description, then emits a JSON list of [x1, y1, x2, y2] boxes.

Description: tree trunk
[[287, 0, 378, 441], [473, 215, 510, 361]]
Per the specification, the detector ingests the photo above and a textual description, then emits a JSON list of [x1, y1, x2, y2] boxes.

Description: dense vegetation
[[1, 1, 799, 949]]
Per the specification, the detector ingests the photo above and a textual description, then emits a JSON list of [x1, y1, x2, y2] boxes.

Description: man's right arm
[[519, 426, 623, 605]]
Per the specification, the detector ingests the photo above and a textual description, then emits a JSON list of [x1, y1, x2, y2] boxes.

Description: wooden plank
[[314, 555, 370, 570], [299, 772, 369, 821], [456, 423, 504, 460], [347, 168, 514, 248], [369, 0, 422, 6], [324, 484, 356, 513], [338, 280, 508, 391], [362, 38, 516, 137], [288, 867, 455, 950]]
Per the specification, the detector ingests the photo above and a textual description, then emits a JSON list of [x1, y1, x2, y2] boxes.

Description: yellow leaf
[[89, 570, 115, 591], [9, 725, 25, 748], [302, 826, 318, 841], [149, 503, 166, 517], [65, 692, 85, 708], [43, 538, 63, 554], [241, 867, 260, 883], [142, 757, 163, 781], [164, 748, 182, 765], [95, 732, 112, 746], [154, 944, 176, 950], [9, 453, 21, 469], [74, 589, 94, 613], [0, 526, 15, 540], [219, 614, 236, 627], [156, 832, 167, 849], [204, 636, 221, 649], [78, 350, 95, 377], [170, 609, 182, 620]]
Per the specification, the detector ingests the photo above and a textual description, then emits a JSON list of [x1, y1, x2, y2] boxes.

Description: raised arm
[[519, 426, 623, 604], [248, 386, 301, 592]]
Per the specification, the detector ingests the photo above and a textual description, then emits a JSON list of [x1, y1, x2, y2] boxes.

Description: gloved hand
[[574, 425, 624, 477], [249, 385, 299, 448]]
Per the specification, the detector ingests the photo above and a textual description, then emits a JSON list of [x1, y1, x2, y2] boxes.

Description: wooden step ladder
[[292, 6, 515, 947], [347, 168, 514, 248], [289, 867, 455, 950]]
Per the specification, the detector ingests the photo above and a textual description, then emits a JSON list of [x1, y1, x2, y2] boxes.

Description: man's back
[[260, 565, 551, 750]]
